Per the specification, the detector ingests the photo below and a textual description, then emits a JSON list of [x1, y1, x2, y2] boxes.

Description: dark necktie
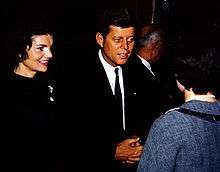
[[114, 68, 123, 130]]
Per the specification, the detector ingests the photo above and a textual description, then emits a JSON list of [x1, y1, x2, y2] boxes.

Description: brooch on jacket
[[48, 80, 56, 103]]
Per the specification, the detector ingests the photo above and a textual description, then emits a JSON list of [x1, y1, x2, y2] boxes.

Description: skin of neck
[[176, 79, 216, 103], [184, 88, 216, 103], [14, 62, 36, 78], [138, 49, 154, 64]]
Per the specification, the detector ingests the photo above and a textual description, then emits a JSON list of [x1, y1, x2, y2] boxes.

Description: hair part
[[96, 8, 136, 38]]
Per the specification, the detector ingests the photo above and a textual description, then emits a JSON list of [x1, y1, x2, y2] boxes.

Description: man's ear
[[96, 32, 104, 48], [176, 79, 185, 92]]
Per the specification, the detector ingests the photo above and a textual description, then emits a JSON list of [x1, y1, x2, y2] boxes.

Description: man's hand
[[114, 136, 144, 164]]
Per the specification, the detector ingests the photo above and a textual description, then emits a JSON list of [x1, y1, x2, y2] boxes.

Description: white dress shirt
[[137, 54, 155, 76], [98, 49, 126, 130]]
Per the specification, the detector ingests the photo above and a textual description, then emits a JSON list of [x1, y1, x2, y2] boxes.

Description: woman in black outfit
[[2, 15, 59, 172]]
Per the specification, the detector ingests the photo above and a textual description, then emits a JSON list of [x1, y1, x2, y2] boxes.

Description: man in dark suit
[[125, 23, 182, 143], [86, 8, 144, 171]]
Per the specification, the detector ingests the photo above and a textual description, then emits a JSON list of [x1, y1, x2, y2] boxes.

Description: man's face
[[98, 25, 135, 67]]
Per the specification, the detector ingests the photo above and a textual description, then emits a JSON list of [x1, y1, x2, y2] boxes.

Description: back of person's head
[[96, 8, 136, 38], [135, 23, 165, 50], [174, 43, 220, 97], [134, 22, 165, 64]]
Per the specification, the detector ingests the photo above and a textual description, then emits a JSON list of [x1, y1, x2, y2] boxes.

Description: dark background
[[1, 0, 220, 78]]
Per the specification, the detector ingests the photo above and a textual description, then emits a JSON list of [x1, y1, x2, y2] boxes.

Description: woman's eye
[[37, 47, 44, 51]]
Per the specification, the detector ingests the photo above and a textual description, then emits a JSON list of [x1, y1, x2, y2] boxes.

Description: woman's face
[[17, 34, 53, 78]]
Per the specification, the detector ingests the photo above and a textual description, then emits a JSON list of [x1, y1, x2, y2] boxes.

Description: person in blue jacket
[[137, 42, 220, 172]]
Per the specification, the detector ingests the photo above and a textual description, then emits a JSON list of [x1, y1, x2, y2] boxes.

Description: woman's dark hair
[[174, 46, 220, 96], [6, 13, 54, 68]]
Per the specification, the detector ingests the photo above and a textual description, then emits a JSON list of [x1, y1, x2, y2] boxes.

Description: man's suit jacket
[[60, 51, 183, 171], [80, 52, 136, 171], [60, 50, 162, 171], [90, 52, 171, 171], [124, 54, 166, 142]]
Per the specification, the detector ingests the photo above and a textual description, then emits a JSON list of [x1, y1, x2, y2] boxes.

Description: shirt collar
[[137, 54, 152, 70], [137, 54, 155, 76]]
